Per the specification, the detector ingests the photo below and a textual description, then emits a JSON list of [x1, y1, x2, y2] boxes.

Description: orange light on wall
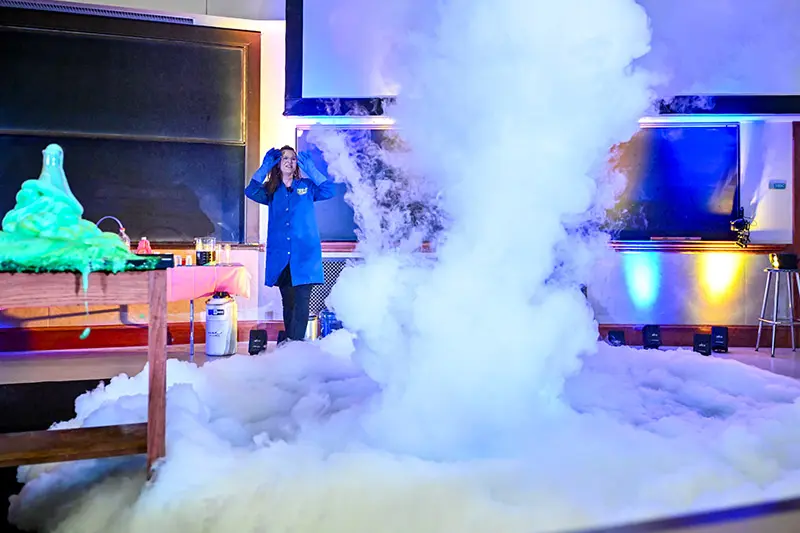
[[698, 253, 744, 304]]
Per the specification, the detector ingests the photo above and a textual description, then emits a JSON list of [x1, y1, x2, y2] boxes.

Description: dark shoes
[[276, 330, 305, 347]]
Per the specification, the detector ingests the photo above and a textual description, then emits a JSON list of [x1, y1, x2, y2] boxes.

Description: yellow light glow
[[699, 253, 744, 303]]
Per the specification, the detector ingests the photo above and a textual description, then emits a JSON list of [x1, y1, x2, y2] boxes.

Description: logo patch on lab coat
[[297, 187, 308, 195]]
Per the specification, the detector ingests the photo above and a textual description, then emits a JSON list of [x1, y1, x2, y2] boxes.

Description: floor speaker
[[607, 330, 626, 346], [711, 326, 729, 353], [643, 325, 662, 349], [694, 333, 712, 356], [248, 329, 267, 355]]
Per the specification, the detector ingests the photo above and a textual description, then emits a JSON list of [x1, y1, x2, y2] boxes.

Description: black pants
[[276, 265, 313, 341]]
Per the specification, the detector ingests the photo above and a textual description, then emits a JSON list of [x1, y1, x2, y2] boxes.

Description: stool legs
[[788, 273, 796, 352], [755, 270, 772, 353], [771, 273, 780, 357], [796, 272, 800, 346], [795, 271, 800, 349], [756, 270, 800, 357], [189, 299, 195, 362]]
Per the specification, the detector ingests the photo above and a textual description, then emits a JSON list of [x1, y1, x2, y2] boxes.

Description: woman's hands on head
[[297, 151, 312, 172], [262, 147, 281, 170], [259, 147, 326, 185], [252, 147, 281, 184], [297, 151, 327, 185]]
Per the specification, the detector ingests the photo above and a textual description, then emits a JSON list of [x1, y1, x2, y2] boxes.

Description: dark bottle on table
[[196, 250, 213, 266]]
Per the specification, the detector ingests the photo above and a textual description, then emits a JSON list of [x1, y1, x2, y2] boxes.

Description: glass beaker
[[195, 237, 216, 266]]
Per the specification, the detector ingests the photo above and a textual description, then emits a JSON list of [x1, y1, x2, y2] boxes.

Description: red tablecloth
[[167, 265, 252, 302]]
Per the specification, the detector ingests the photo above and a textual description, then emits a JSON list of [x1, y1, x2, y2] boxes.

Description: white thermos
[[205, 292, 238, 356]]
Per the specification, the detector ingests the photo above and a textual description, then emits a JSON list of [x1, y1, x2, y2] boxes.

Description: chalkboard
[[0, 27, 244, 141], [0, 8, 260, 244], [0, 134, 245, 242]]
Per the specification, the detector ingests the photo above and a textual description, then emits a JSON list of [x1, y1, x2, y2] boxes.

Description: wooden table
[[0, 270, 167, 477]]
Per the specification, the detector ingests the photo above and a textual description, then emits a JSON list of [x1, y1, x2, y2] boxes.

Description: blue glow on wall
[[622, 252, 661, 309]]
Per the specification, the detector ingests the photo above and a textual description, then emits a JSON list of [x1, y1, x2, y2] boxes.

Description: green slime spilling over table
[[0, 144, 159, 339]]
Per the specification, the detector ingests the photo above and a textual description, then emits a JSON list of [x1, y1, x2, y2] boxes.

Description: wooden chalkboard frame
[[0, 6, 261, 244]]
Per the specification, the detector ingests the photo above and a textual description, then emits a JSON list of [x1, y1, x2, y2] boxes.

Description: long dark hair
[[264, 145, 300, 195]]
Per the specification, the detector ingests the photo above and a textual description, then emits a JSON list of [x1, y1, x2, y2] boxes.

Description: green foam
[[0, 144, 144, 275], [0, 144, 160, 342]]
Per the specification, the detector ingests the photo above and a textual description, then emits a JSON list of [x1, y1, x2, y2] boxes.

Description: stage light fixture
[[693, 333, 712, 356], [711, 326, 729, 353], [642, 324, 662, 349], [248, 329, 267, 355], [607, 330, 626, 346], [769, 253, 798, 270]]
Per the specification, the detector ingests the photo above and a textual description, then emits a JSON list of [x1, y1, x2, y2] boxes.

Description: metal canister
[[305, 315, 319, 341], [318, 308, 340, 338]]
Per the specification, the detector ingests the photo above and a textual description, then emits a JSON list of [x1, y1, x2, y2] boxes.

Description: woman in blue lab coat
[[245, 145, 336, 342]]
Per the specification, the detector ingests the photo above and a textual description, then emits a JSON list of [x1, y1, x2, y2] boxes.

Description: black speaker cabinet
[[248, 329, 268, 355], [694, 333, 712, 356], [711, 326, 729, 353], [642, 325, 662, 349]]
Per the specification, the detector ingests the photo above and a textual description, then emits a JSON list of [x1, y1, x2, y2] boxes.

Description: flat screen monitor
[[295, 125, 441, 242], [609, 124, 740, 241]]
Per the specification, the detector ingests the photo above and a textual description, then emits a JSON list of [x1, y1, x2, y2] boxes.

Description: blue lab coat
[[245, 176, 336, 287]]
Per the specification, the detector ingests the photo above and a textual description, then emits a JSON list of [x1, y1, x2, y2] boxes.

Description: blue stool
[[755, 268, 800, 357]]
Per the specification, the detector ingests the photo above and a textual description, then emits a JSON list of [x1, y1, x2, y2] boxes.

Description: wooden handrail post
[[147, 270, 168, 476]]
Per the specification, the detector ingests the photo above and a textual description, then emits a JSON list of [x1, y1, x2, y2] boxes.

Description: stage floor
[[1, 343, 800, 533], [0, 341, 261, 385], [0, 343, 798, 386]]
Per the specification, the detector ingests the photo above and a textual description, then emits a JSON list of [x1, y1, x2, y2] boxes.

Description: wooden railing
[[568, 495, 800, 532], [0, 270, 167, 477]]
